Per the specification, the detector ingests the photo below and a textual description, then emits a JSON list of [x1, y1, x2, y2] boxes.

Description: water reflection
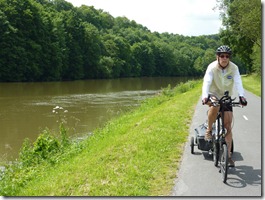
[[0, 77, 190, 161]]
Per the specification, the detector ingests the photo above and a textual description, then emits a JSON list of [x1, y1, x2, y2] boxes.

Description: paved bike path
[[171, 91, 261, 196]]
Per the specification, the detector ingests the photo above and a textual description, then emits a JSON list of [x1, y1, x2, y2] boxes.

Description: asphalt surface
[[171, 90, 262, 197]]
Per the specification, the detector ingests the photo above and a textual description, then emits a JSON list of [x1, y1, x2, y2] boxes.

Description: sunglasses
[[219, 55, 230, 59]]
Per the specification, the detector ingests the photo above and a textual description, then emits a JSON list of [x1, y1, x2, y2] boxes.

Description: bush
[[0, 123, 73, 195], [19, 124, 72, 167]]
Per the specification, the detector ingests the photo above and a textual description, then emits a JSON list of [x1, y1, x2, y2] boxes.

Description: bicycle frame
[[210, 91, 241, 144], [209, 91, 241, 183], [213, 94, 228, 151]]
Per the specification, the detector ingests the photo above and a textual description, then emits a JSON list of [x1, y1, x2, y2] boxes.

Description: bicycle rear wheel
[[220, 144, 228, 183]]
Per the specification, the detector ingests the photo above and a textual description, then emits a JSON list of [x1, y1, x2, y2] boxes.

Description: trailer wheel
[[190, 136, 195, 154]]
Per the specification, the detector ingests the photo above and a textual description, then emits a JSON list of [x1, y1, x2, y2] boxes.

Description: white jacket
[[202, 60, 245, 99]]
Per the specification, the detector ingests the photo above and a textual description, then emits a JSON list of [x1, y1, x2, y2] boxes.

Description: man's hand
[[239, 96, 247, 106], [202, 97, 212, 106], [202, 97, 208, 105]]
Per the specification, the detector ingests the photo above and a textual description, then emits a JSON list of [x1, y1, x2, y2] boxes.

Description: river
[[0, 77, 191, 161]]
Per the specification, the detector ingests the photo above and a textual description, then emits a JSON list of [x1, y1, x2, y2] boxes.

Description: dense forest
[[0, 0, 261, 82]]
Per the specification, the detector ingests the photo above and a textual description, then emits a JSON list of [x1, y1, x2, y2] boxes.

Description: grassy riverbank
[[0, 74, 260, 196], [0, 80, 202, 196]]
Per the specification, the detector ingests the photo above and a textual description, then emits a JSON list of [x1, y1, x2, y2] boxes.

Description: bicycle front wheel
[[220, 144, 228, 183], [213, 142, 219, 167]]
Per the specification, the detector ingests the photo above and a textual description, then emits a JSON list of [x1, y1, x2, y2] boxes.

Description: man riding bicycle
[[202, 45, 247, 167]]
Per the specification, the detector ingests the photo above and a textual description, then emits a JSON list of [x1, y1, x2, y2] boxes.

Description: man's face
[[217, 53, 230, 67]]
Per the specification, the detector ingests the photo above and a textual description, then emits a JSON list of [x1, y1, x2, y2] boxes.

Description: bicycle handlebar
[[207, 92, 242, 108]]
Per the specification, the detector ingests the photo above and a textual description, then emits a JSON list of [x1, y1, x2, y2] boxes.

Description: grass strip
[[1, 81, 202, 196], [241, 74, 261, 97]]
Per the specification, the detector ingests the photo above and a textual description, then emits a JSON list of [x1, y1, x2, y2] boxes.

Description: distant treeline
[[0, 0, 260, 82]]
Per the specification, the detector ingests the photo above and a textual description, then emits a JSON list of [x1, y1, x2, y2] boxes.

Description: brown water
[[0, 77, 190, 161]]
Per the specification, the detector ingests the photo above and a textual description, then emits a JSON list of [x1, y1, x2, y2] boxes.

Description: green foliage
[[21, 130, 60, 165], [0, 123, 73, 196], [161, 81, 196, 97], [217, 0, 261, 74], [251, 40, 261, 76], [131, 41, 155, 76], [241, 74, 261, 97], [18, 124, 70, 167], [174, 81, 196, 94], [1, 0, 259, 81], [0, 0, 220, 82], [194, 48, 215, 75]]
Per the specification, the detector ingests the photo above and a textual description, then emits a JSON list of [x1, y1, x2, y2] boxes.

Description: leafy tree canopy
[[0, 0, 259, 81]]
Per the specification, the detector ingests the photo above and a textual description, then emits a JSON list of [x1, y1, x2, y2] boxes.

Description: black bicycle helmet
[[216, 45, 232, 55]]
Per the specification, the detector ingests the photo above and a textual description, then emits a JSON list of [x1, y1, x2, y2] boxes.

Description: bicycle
[[207, 91, 241, 183]]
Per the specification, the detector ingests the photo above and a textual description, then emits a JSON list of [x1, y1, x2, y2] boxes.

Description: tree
[[131, 41, 155, 76], [216, 0, 261, 74], [0, 9, 18, 81], [61, 10, 84, 80], [194, 49, 215, 75], [81, 22, 102, 79], [152, 41, 175, 76], [0, 0, 222, 82], [0, 0, 44, 81]]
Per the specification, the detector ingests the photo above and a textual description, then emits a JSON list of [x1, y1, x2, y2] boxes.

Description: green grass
[[1, 74, 261, 196], [241, 74, 261, 97], [0, 80, 202, 196]]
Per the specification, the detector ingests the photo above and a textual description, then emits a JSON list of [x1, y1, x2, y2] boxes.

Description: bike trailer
[[194, 123, 212, 151]]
